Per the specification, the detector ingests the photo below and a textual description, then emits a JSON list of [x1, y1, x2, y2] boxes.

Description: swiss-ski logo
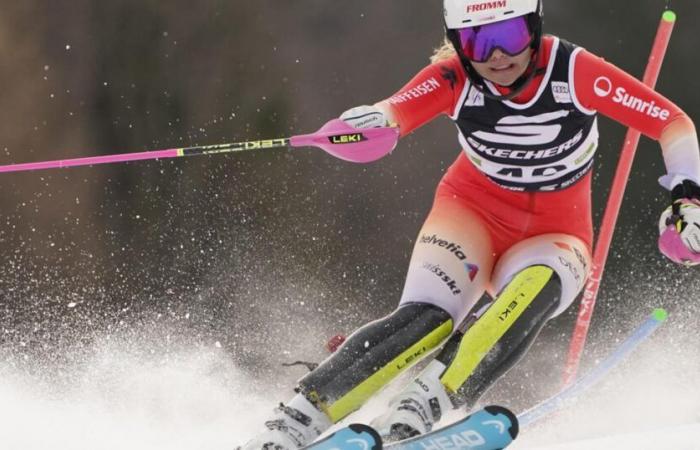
[[422, 263, 462, 295], [420, 234, 479, 281]]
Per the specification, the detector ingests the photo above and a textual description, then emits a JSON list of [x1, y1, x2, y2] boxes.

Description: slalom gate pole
[[561, 10, 677, 387], [522, 309, 668, 427]]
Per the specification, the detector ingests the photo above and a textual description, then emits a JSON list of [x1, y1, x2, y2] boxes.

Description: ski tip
[[652, 308, 669, 323], [483, 405, 519, 439], [662, 10, 676, 23], [347, 423, 383, 450]]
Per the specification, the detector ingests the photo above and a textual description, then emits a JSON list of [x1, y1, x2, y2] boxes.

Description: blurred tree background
[[0, 0, 698, 409]]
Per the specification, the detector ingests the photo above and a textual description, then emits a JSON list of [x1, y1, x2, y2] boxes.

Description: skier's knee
[[492, 234, 590, 317], [437, 265, 562, 407]]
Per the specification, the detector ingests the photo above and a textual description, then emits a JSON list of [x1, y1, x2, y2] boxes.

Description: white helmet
[[444, 0, 540, 29], [443, 0, 544, 100]]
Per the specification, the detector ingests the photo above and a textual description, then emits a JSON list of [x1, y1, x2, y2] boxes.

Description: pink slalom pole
[[0, 119, 399, 175], [562, 11, 677, 387], [0, 149, 181, 173]]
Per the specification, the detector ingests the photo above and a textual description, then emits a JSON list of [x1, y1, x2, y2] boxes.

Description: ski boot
[[371, 360, 454, 441], [237, 395, 332, 450]]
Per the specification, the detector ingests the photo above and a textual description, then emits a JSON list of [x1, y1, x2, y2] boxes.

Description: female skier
[[240, 0, 700, 447]]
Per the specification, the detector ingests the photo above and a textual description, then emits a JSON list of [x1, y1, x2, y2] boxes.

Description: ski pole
[[0, 119, 399, 174], [562, 10, 677, 387], [522, 308, 668, 427]]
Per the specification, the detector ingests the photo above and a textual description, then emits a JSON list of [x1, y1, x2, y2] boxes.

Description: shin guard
[[437, 265, 561, 407], [299, 303, 453, 423]]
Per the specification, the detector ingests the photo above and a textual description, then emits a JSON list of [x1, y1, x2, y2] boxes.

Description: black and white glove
[[658, 179, 700, 266]]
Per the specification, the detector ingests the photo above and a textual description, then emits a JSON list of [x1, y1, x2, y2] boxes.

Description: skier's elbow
[[659, 114, 697, 148]]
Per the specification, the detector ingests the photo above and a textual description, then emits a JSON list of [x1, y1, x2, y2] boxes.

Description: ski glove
[[340, 105, 390, 129], [658, 179, 700, 266]]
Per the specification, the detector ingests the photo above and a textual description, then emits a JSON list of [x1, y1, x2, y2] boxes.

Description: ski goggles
[[456, 16, 533, 63]]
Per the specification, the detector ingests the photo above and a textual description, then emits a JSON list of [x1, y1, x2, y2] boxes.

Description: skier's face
[[470, 47, 533, 87]]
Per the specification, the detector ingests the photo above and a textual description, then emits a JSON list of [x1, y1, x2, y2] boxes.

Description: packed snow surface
[[1, 273, 698, 449], [517, 423, 700, 449], [1, 328, 698, 450]]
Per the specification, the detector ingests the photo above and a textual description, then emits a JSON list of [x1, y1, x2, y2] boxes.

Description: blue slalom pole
[[519, 308, 668, 427]]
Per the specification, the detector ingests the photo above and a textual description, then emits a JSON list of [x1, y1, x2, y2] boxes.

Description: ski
[[304, 423, 382, 450], [386, 405, 519, 450], [305, 405, 517, 450]]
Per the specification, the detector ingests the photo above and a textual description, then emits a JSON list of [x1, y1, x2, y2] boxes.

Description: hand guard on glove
[[658, 179, 700, 266], [340, 105, 390, 129]]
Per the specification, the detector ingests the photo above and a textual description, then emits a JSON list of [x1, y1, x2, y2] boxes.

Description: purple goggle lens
[[457, 16, 533, 63]]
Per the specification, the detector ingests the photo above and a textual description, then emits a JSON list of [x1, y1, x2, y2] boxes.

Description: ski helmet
[[444, 0, 544, 100]]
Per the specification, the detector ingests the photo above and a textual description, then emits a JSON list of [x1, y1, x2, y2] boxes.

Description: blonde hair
[[431, 38, 456, 63]]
